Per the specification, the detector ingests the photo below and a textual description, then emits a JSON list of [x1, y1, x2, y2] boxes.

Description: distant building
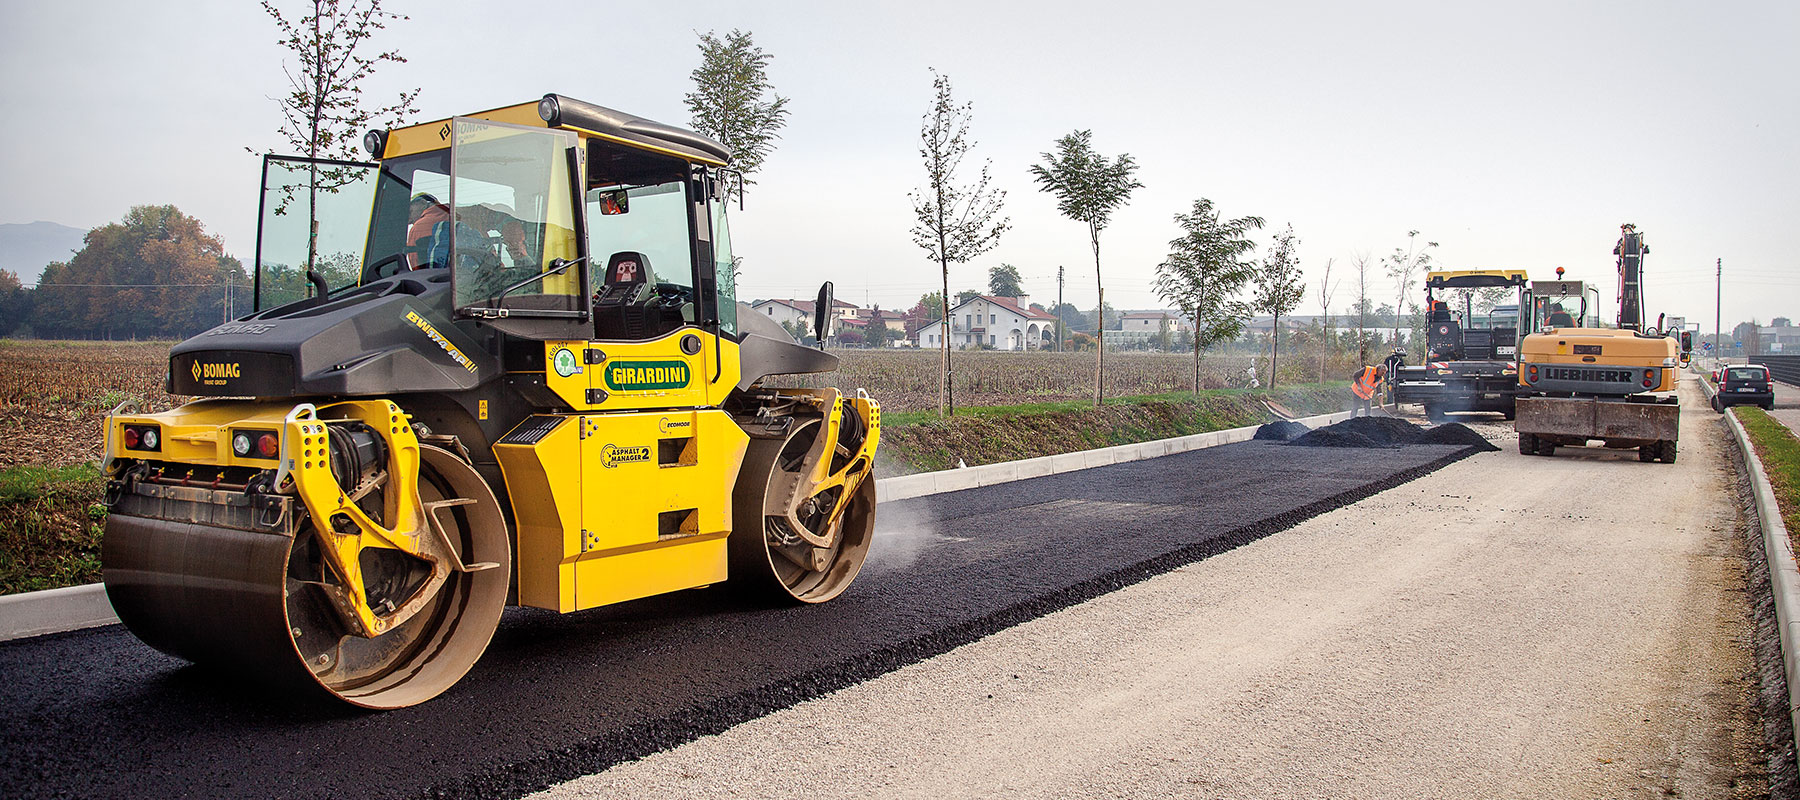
[[749, 298, 860, 334], [1120, 310, 1193, 333], [918, 294, 1056, 350]]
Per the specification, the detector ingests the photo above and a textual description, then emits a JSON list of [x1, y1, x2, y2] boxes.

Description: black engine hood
[[169, 272, 497, 398]]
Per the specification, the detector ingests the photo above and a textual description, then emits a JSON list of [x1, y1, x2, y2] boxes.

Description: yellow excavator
[[100, 95, 880, 708], [1514, 224, 1679, 462]]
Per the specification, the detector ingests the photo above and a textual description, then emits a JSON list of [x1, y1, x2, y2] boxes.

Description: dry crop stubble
[[0, 340, 184, 467], [774, 350, 1260, 413]]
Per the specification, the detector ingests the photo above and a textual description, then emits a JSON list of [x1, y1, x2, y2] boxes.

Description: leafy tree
[[0, 269, 27, 337], [1048, 302, 1088, 335], [1383, 230, 1437, 348], [910, 69, 1008, 416], [262, 0, 417, 290], [955, 288, 982, 306], [1030, 129, 1142, 406], [28, 206, 244, 339], [1255, 225, 1306, 389], [988, 263, 1024, 297], [1094, 301, 1121, 331], [1152, 198, 1264, 392], [915, 291, 945, 320], [686, 29, 790, 198]]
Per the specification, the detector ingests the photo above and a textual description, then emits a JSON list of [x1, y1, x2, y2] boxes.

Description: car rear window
[[1728, 367, 1767, 382]]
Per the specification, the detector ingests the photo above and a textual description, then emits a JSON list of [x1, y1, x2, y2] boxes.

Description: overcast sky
[[2, 0, 1794, 330]]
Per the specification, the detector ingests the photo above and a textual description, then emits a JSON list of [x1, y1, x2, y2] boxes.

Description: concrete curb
[[0, 583, 117, 642], [2, 408, 1358, 644], [1717, 383, 1800, 773]]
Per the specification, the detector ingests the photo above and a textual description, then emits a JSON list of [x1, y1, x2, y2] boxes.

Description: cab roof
[[1424, 269, 1528, 289], [375, 93, 731, 167]]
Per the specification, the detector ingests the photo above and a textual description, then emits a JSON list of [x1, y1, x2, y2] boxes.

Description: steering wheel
[[650, 282, 692, 307]]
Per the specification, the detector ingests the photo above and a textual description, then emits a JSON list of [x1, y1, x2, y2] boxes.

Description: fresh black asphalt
[[0, 439, 1477, 800]]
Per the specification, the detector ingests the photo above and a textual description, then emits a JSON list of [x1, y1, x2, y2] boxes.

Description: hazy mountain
[[0, 221, 87, 286]]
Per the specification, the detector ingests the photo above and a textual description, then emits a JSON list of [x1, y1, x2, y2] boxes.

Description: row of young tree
[[901, 68, 1455, 413]]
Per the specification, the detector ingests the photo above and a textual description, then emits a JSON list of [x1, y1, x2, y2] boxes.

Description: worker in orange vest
[[1351, 364, 1384, 415]]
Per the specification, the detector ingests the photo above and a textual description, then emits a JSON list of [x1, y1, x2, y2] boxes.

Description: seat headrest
[[607, 251, 650, 284]]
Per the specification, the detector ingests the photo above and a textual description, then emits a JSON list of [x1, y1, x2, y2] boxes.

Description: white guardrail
[[0, 407, 1359, 643]]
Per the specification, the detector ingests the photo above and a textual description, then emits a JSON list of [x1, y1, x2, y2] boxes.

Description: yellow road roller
[[101, 95, 880, 708]]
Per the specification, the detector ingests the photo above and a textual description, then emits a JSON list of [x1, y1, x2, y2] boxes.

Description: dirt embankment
[[877, 385, 1351, 475]]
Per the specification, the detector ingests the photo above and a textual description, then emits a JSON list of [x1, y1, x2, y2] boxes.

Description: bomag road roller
[[1514, 225, 1679, 462], [100, 95, 880, 708]]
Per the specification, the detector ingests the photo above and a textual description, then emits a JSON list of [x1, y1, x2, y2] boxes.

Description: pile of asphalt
[[1417, 423, 1501, 452], [1252, 420, 1311, 441], [0, 440, 1479, 800], [1286, 416, 1495, 451]]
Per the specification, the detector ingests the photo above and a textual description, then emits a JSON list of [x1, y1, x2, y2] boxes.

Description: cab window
[[587, 181, 697, 340]]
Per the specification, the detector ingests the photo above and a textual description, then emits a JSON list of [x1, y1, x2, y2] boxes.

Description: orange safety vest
[[1351, 365, 1379, 399]]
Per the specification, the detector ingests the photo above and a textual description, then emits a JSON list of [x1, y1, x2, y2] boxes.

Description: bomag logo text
[[604, 360, 691, 392], [599, 443, 652, 468], [193, 361, 241, 385]]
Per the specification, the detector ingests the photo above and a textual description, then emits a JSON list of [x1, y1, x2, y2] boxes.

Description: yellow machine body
[[1517, 327, 1678, 394], [98, 94, 883, 707]]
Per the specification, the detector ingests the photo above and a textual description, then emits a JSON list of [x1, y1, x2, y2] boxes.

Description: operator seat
[[593, 251, 652, 340], [1426, 300, 1463, 361]]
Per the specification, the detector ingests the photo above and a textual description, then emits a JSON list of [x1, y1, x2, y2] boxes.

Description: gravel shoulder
[[536, 378, 1766, 800]]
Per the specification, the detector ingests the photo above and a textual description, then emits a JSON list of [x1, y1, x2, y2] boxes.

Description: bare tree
[[262, 0, 417, 289], [1383, 230, 1437, 351], [1254, 225, 1306, 389], [1030, 130, 1143, 407], [1352, 250, 1373, 363], [686, 29, 790, 199], [1152, 198, 1263, 392], [909, 69, 1009, 416], [1317, 257, 1337, 381]]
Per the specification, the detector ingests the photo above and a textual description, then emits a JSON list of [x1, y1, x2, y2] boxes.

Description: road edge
[[1711, 374, 1800, 773], [0, 408, 1356, 644]]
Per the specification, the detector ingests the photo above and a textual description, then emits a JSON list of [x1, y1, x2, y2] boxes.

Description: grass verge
[[877, 384, 1351, 474], [1735, 407, 1800, 538], [0, 462, 107, 595]]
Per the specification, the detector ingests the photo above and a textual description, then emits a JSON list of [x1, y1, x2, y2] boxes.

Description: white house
[[749, 298, 860, 334], [918, 295, 1057, 351], [1120, 310, 1193, 333]]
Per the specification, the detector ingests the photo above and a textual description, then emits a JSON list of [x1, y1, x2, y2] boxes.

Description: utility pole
[[1055, 265, 1064, 353], [1715, 257, 1722, 367]]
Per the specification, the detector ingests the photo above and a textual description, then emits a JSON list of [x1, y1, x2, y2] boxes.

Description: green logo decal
[[552, 348, 580, 378], [604, 360, 691, 391], [600, 443, 651, 468]]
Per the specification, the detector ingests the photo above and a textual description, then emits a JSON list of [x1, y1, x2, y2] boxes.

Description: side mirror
[[814, 281, 834, 348]]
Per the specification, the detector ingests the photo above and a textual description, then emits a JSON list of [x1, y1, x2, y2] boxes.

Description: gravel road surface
[[538, 378, 1768, 800], [0, 429, 1475, 799]]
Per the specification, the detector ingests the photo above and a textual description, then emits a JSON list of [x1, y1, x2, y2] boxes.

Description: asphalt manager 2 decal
[[599, 443, 652, 468]]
